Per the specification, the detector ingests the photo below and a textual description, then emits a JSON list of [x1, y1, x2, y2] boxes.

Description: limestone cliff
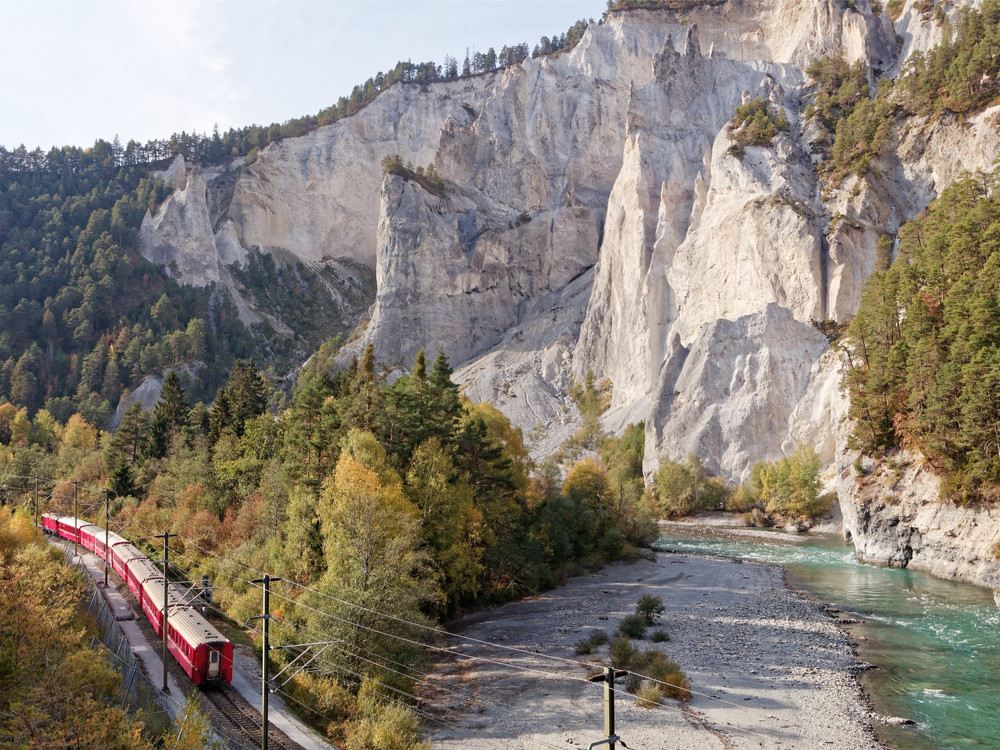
[[836, 450, 1000, 591], [136, 0, 1000, 588]]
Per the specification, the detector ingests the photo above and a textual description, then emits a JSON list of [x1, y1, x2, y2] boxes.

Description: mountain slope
[[138, 0, 999, 495]]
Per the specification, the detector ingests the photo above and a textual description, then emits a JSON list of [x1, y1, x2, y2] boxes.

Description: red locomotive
[[41, 512, 233, 685]]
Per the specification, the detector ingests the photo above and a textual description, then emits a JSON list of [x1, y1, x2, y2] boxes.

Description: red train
[[41, 512, 233, 686]]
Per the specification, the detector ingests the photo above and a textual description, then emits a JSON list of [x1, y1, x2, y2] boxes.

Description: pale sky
[[1, 0, 608, 152]]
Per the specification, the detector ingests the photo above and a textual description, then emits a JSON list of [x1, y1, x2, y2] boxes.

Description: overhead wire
[[44, 484, 608, 745], [303, 650, 575, 750], [52, 475, 804, 745], [181, 557, 608, 747], [109, 504, 752, 744], [122, 507, 606, 672]]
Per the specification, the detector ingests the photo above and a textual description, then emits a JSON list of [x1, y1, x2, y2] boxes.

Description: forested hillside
[[0, 143, 265, 426], [845, 167, 1000, 502], [2, 346, 655, 744]]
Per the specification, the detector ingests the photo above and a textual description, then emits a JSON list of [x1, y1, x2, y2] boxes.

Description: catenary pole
[[154, 531, 174, 692], [588, 667, 627, 750], [250, 574, 281, 750], [72, 480, 78, 555], [103, 490, 110, 587]]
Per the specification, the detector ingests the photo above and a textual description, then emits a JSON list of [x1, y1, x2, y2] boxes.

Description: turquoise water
[[656, 527, 1000, 750]]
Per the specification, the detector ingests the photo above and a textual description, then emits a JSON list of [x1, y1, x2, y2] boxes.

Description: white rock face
[[454, 271, 593, 459], [644, 303, 829, 482], [138, 170, 221, 285], [135, 0, 1000, 528], [836, 450, 1000, 590]]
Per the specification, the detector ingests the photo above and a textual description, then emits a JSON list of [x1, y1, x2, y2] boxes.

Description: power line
[[124, 511, 604, 673], [207, 575, 609, 748], [72, 478, 804, 745]]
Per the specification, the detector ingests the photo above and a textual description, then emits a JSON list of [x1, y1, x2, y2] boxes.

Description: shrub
[[347, 681, 429, 750], [645, 652, 691, 701], [732, 446, 830, 519], [635, 594, 664, 625], [635, 683, 664, 708], [725, 483, 760, 513], [727, 98, 789, 158], [617, 613, 648, 639], [574, 630, 609, 655], [650, 629, 670, 643], [610, 635, 638, 667], [599, 527, 625, 559], [653, 454, 729, 517]]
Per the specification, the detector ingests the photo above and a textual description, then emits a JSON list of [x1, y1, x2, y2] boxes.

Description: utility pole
[[33, 476, 38, 528], [249, 574, 281, 750], [72, 480, 78, 555], [588, 667, 627, 750], [103, 490, 110, 587], [154, 531, 175, 693]]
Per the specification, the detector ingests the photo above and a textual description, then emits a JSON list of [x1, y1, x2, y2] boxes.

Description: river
[[656, 525, 1000, 750]]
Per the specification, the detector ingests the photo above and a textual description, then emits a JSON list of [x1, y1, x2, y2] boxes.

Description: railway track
[[202, 684, 302, 750]]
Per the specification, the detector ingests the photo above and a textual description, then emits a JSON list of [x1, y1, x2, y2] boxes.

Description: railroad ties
[[202, 684, 302, 750]]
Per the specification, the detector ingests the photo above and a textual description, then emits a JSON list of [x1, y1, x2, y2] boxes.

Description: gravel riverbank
[[422, 552, 884, 749]]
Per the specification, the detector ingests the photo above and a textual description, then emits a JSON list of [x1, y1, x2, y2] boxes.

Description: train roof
[[146, 582, 228, 645], [105, 530, 130, 548], [169, 605, 230, 647], [114, 543, 147, 563], [146, 579, 195, 612], [126, 556, 163, 585]]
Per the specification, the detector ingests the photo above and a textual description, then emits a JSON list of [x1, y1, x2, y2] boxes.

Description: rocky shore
[[422, 552, 883, 749]]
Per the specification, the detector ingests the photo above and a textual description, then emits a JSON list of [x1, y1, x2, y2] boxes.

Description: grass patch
[[574, 630, 609, 655], [617, 613, 648, 639], [650, 629, 670, 643]]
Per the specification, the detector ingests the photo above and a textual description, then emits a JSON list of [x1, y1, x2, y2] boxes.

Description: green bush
[[650, 629, 670, 643], [347, 681, 430, 750], [724, 483, 760, 513], [635, 594, 664, 625], [574, 630, 609, 655], [599, 527, 625, 559], [610, 635, 638, 667], [653, 454, 729, 517], [732, 446, 830, 519], [644, 652, 691, 701], [727, 98, 789, 158], [618, 613, 648, 639], [611, 642, 692, 703]]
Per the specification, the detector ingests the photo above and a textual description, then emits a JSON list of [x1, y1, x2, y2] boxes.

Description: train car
[[141, 578, 187, 638], [126, 555, 163, 601], [39, 513, 233, 685], [93, 529, 130, 565], [142, 579, 233, 685], [40, 511, 62, 535], [168, 606, 234, 685], [77, 523, 102, 553], [110, 542, 145, 582], [56, 515, 87, 544]]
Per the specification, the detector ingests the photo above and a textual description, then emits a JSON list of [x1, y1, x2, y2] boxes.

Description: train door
[[208, 648, 221, 680]]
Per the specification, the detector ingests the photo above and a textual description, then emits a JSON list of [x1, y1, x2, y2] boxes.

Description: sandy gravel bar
[[421, 552, 883, 749]]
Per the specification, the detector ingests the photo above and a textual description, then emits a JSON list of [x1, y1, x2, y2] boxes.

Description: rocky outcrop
[[134, 0, 1000, 583], [837, 452, 1000, 590], [644, 303, 829, 482]]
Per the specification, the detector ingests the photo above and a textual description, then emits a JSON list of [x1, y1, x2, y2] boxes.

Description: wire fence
[[64, 541, 255, 750]]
